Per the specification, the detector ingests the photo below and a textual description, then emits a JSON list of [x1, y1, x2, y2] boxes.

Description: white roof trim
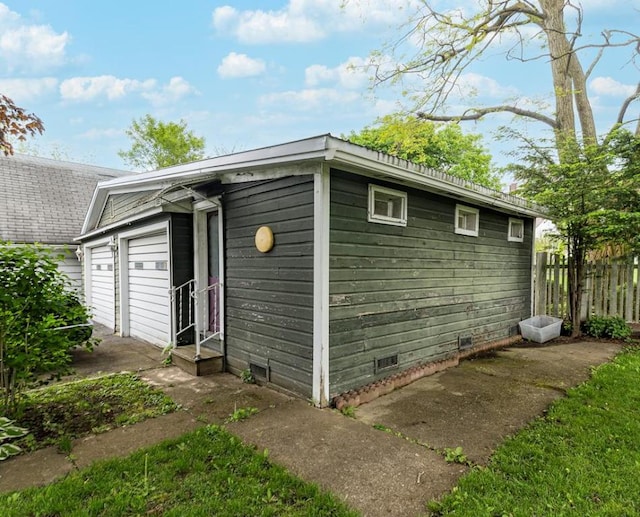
[[80, 134, 545, 236], [76, 207, 164, 242]]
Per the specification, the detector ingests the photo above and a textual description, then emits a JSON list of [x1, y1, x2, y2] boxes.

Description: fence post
[[535, 252, 547, 316]]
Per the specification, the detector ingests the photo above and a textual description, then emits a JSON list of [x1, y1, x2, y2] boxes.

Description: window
[[508, 218, 524, 242], [368, 184, 407, 226], [455, 205, 479, 237]]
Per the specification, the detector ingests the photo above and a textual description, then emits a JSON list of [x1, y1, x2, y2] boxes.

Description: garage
[[125, 231, 171, 346], [87, 243, 115, 328]]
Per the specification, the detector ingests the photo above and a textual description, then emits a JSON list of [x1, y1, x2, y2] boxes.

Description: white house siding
[[126, 232, 171, 346], [56, 248, 82, 293]]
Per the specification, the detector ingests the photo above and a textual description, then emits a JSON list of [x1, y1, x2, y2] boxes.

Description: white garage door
[[127, 232, 170, 346], [89, 245, 115, 328]]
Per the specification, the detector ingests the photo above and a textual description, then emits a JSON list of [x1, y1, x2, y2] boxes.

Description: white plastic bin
[[519, 316, 563, 343]]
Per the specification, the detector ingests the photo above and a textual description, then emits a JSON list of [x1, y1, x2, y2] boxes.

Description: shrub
[[582, 316, 631, 340], [0, 416, 28, 460], [0, 243, 96, 415]]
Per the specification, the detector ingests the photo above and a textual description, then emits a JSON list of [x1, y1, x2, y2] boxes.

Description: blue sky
[[1, 0, 637, 182]]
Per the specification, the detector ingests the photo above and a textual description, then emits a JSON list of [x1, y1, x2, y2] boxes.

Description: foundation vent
[[375, 354, 398, 372], [459, 336, 473, 350], [250, 362, 269, 382]]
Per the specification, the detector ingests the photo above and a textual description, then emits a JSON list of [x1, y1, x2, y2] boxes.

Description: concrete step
[[170, 345, 223, 376]]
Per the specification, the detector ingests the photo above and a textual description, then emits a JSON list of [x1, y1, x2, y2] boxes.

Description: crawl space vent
[[249, 362, 269, 382], [375, 354, 398, 372], [459, 336, 473, 350]]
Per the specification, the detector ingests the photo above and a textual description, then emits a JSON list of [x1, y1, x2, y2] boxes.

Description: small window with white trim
[[455, 205, 479, 237], [508, 218, 524, 242], [368, 184, 407, 227]]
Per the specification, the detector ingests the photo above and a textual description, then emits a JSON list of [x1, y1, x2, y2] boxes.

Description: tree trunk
[[568, 233, 586, 337], [539, 0, 577, 154]]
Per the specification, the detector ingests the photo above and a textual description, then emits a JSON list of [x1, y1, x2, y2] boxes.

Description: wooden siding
[[57, 249, 82, 293], [98, 191, 159, 227], [329, 172, 533, 396], [224, 175, 315, 397], [97, 190, 189, 229]]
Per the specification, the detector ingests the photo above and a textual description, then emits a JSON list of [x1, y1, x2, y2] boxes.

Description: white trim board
[[312, 167, 330, 407]]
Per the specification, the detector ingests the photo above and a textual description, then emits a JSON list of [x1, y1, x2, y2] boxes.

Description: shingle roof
[[0, 154, 131, 245]]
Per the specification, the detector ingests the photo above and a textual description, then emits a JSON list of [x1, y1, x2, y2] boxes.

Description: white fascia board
[[75, 207, 164, 242], [97, 135, 331, 191], [80, 136, 332, 234], [326, 141, 546, 219], [80, 187, 105, 235]]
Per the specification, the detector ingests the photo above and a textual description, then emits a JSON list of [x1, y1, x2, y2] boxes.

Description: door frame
[[117, 220, 172, 340], [193, 197, 225, 344]]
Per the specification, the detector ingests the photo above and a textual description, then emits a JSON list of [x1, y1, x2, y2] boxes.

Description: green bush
[[582, 316, 631, 339], [0, 243, 95, 415]]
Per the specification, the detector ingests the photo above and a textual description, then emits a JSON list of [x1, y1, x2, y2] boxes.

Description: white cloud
[[217, 52, 266, 79], [59, 75, 197, 105], [259, 88, 361, 111], [142, 76, 199, 105], [0, 3, 69, 71], [0, 77, 57, 102], [60, 75, 156, 101], [305, 57, 369, 89], [212, 1, 419, 44], [590, 76, 636, 97]]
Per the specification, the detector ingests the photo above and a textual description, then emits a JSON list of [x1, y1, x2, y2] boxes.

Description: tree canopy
[[345, 114, 501, 189], [118, 115, 206, 171], [0, 95, 44, 156], [365, 0, 639, 334]]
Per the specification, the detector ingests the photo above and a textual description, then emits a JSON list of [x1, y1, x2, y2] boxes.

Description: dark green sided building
[[77, 135, 544, 407]]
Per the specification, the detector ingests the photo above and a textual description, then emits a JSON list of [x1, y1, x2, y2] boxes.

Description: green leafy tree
[[0, 243, 95, 415], [363, 0, 639, 334], [513, 129, 640, 330], [345, 114, 501, 189], [118, 115, 206, 171], [0, 94, 44, 156]]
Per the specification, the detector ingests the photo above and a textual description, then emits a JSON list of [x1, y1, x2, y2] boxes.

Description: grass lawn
[[13, 373, 178, 452], [428, 346, 640, 516], [0, 424, 358, 517]]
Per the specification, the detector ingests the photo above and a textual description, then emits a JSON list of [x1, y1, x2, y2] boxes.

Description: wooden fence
[[534, 252, 640, 322]]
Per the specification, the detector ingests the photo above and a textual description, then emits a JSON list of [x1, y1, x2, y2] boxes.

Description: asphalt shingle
[[0, 154, 131, 245]]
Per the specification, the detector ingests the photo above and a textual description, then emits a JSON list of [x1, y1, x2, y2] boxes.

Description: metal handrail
[[170, 279, 220, 361], [169, 279, 196, 347]]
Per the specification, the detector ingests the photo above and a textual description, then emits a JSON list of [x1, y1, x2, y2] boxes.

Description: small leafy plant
[[0, 416, 28, 460], [582, 316, 631, 339], [240, 369, 255, 384], [161, 343, 173, 366], [339, 405, 356, 418], [225, 406, 258, 423], [443, 446, 468, 465]]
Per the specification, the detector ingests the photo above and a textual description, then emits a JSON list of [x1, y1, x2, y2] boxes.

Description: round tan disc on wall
[[255, 226, 274, 253]]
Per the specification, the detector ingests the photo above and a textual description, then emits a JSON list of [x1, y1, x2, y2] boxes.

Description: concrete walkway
[[0, 327, 623, 517]]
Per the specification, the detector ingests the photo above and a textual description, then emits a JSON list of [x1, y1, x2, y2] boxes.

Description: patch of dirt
[[13, 376, 178, 450]]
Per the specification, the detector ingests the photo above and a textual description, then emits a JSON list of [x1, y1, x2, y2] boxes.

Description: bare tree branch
[[617, 83, 640, 125], [417, 105, 558, 129]]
